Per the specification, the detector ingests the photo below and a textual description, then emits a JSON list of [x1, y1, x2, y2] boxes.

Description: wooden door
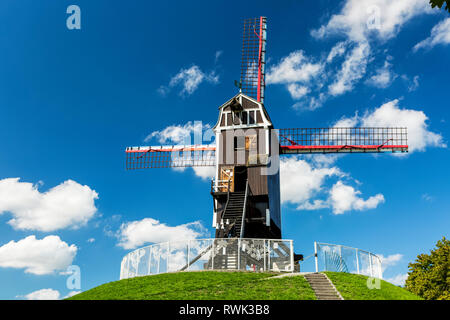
[[219, 167, 234, 192]]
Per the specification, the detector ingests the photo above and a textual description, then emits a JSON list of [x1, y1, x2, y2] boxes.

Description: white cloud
[[378, 253, 403, 272], [117, 218, 208, 249], [334, 99, 446, 153], [376, 253, 407, 286], [280, 157, 384, 214], [328, 41, 371, 96], [192, 167, 216, 180], [287, 84, 310, 99], [326, 41, 348, 63], [401, 75, 420, 92], [21, 288, 60, 300], [0, 235, 77, 275], [266, 50, 323, 85], [144, 121, 210, 144], [280, 157, 343, 208], [385, 273, 408, 286], [359, 99, 446, 152], [0, 178, 98, 232], [268, 0, 433, 110], [414, 17, 450, 51], [366, 60, 397, 88], [329, 181, 384, 214], [87, 238, 95, 243], [159, 65, 219, 96], [333, 113, 359, 128], [311, 0, 431, 42], [143, 122, 215, 180]]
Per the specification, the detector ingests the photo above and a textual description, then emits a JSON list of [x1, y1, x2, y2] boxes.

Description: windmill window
[[234, 136, 245, 150], [241, 111, 248, 124], [226, 113, 232, 126], [233, 112, 241, 125], [249, 111, 255, 124]]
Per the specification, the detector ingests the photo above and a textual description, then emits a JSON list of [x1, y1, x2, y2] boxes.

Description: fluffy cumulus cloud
[[329, 181, 384, 214], [117, 218, 208, 249], [0, 178, 98, 232], [414, 17, 450, 51], [280, 157, 384, 214], [266, 50, 323, 85], [158, 65, 219, 96], [280, 157, 343, 207], [335, 99, 446, 153], [311, 0, 431, 42], [192, 167, 216, 180], [0, 235, 77, 275], [21, 288, 61, 300]]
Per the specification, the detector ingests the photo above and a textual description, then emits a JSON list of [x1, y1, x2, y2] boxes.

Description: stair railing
[[221, 179, 232, 235], [240, 179, 250, 238]]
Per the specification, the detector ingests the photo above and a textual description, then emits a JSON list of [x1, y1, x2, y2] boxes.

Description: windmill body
[[212, 93, 281, 239]]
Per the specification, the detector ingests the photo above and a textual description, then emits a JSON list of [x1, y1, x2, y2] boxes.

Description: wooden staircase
[[304, 273, 343, 300], [222, 191, 246, 237]]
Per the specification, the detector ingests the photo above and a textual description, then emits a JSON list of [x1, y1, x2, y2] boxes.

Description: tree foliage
[[405, 237, 450, 300], [429, 0, 450, 13]]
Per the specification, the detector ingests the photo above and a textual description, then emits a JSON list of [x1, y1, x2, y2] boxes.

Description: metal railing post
[[268, 240, 271, 271], [378, 257, 383, 279], [290, 240, 294, 272], [356, 248, 360, 274], [187, 241, 190, 271], [263, 240, 266, 271], [238, 238, 241, 270], [147, 246, 152, 275], [369, 253, 373, 277], [314, 242, 319, 273], [126, 254, 130, 279], [240, 180, 249, 238], [157, 248, 161, 274], [211, 240, 215, 270], [167, 242, 170, 272]]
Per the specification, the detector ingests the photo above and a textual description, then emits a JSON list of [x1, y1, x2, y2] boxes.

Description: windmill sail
[[279, 127, 408, 154], [240, 17, 266, 103], [126, 145, 216, 169]]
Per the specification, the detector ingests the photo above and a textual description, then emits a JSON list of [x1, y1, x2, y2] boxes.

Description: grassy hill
[[325, 272, 422, 300], [68, 271, 421, 300]]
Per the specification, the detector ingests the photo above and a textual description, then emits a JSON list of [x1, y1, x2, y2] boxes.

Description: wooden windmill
[[126, 17, 408, 241]]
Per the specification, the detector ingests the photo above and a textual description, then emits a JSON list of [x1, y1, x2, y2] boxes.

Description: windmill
[[125, 17, 408, 242]]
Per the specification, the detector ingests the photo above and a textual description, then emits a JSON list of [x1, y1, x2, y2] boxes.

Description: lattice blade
[[240, 17, 266, 103], [126, 145, 216, 169], [278, 127, 408, 154]]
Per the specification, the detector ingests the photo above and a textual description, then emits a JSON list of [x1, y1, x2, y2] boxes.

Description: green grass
[[67, 271, 422, 300], [325, 272, 422, 300], [68, 271, 316, 300]]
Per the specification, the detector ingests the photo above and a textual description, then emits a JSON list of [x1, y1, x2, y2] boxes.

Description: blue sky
[[0, 0, 449, 299]]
